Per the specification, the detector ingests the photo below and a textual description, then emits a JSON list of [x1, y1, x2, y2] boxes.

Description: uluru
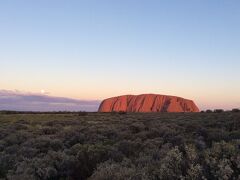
[[98, 94, 199, 113]]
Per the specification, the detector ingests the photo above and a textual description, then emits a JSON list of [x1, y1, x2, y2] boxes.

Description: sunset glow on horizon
[[1, 0, 240, 111]]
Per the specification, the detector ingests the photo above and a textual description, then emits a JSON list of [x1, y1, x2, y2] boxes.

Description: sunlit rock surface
[[98, 94, 199, 112]]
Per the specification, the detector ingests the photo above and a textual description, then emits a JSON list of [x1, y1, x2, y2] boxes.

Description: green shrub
[[206, 109, 213, 113], [232, 108, 240, 113], [78, 111, 88, 116], [214, 109, 224, 113], [118, 111, 127, 115]]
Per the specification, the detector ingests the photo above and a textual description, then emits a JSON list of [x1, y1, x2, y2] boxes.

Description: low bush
[[118, 111, 127, 115], [206, 109, 213, 113], [78, 111, 88, 116], [214, 109, 224, 113], [232, 108, 240, 113]]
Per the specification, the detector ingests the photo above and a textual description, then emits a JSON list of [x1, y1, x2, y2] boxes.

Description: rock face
[[98, 94, 199, 113]]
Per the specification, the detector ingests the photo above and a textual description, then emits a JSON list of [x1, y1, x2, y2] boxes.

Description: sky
[[0, 0, 240, 111], [0, 90, 100, 112]]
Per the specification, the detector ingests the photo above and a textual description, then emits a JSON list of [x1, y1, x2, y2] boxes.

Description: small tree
[[214, 109, 224, 113], [206, 110, 213, 113], [119, 111, 127, 115], [232, 108, 240, 113], [78, 111, 88, 116]]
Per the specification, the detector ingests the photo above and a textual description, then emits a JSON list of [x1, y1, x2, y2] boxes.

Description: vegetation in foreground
[[0, 112, 239, 180]]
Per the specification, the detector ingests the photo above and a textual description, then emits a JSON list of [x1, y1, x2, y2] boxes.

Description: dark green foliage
[[118, 111, 127, 115], [206, 109, 213, 113], [78, 111, 88, 116], [232, 108, 240, 113], [0, 112, 239, 179], [214, 109, 224, 113]]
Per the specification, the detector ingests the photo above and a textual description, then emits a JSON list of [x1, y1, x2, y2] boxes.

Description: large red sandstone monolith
[[98, 94, 199, 112]]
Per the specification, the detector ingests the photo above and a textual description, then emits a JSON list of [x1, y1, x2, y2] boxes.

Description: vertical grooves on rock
[[111, 97, 119, 111], [151, 95, 157, 111], [138, 95, 145, 112]]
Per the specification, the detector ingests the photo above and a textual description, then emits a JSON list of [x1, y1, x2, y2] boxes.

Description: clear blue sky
[[0, 0, 240, 110]]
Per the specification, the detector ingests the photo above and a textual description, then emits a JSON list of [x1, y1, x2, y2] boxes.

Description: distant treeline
[[0, 110, 89, 115], [201, 108, 240, 113], [0, 108, 239, 114]]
